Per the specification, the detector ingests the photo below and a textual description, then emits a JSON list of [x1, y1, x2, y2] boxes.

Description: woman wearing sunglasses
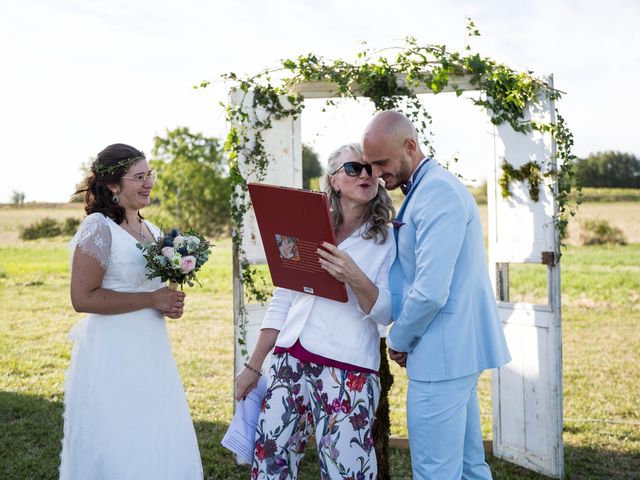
[[235, 143, 396, 480]]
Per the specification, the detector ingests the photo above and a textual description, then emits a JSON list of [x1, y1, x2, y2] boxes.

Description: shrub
[[580, 218, 627, 246], [303, 144, 323, 190], [19, 217, 80, 240], [61, 217, 81, 236], [20, 217, 61, 240]]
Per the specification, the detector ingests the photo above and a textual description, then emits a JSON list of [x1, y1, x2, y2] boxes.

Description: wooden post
[[374, 338, 393, 480]]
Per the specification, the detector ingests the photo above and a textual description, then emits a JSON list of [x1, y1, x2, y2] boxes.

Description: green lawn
[[1, 206, 639, 479]]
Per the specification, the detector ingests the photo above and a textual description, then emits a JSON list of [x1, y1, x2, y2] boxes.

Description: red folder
[[247, 183, 348, 302]]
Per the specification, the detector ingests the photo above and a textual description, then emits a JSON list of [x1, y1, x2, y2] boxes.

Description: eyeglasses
[[122, 170, 158, 184], [332, 161, 373, 177]]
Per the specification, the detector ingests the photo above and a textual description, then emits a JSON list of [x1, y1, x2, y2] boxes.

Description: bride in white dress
[[60, 144, 203, 480]]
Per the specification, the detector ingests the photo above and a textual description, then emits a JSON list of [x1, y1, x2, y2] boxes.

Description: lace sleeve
[[69, 213, 112, 269]]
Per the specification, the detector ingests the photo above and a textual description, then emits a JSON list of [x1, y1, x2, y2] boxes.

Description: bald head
[[362, 110, 418, 148], [361, 110, 424, 190]]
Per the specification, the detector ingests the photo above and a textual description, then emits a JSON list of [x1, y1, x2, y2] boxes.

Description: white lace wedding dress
[[60, 213, 203, 480]]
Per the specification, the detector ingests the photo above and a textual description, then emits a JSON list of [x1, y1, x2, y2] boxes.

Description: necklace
[[125, 217, 146, 242]]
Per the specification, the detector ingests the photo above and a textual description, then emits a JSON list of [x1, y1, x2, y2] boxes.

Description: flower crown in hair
[[92, 153, 145, 176]]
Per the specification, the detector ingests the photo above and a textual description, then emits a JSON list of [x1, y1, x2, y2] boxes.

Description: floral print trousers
[[252, 352, 380, 480]]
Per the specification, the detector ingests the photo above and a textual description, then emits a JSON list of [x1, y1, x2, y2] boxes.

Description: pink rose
[[181, 255, 196, 273], [162, 246, 174, 258]]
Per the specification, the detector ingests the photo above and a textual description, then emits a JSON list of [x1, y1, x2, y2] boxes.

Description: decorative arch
[[206, 30, 576, 478]]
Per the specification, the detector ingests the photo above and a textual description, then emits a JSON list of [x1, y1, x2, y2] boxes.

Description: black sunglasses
[[332, 161, 373, 177]]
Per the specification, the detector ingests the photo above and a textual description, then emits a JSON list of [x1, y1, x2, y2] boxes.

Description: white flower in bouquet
[[186, 236, 201, 254], [171, 254, 183, 269], [173, 235, 186, 247]]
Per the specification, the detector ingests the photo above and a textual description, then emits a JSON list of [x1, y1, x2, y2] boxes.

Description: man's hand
[[388, 348, 408, 368]]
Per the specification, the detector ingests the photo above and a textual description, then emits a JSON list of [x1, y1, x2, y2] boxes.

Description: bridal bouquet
[[138, 228, 211, 290]]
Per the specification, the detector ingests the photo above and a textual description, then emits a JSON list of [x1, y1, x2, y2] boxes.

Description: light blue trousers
[[407, 372, 492, 480]]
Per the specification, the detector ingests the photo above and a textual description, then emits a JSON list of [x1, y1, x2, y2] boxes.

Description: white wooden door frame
[[230, 76, 564, 477], [488, 76, 564, 478]]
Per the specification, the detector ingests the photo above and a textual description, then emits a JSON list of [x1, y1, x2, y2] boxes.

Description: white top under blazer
[[261, 224, 396, 372]]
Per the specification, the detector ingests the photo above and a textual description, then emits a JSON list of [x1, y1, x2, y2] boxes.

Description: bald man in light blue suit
[[363, 111, 511, 479]]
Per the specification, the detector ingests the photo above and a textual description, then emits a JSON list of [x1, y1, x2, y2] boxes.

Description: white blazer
[[262, 224, 396, 371]]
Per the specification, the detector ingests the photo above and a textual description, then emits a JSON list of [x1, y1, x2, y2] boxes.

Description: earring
[[334, 190, 341, 198], [112, 193, 119, 204]]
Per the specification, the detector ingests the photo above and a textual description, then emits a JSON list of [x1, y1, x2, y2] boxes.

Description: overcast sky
[[1, 0, 638, 202]]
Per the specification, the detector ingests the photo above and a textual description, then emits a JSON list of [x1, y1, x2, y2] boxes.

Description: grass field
[[1, 202, 639, 479]]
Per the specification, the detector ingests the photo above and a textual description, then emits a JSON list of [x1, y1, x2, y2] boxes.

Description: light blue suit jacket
[[388, 160, 511, 381]]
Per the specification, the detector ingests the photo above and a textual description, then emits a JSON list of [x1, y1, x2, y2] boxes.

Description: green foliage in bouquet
[[138, 228, 211, 288]]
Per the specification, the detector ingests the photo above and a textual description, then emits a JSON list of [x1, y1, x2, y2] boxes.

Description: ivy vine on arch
[[499, 160, 544, 202], [199, 23, 580, 357]]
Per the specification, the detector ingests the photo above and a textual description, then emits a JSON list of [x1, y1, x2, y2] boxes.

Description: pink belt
[[274, 339, 378, 375]]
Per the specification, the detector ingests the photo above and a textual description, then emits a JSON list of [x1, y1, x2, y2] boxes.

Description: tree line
[[573, 151, 640, 188]]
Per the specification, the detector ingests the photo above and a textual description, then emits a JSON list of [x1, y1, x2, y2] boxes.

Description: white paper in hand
[[221, 376, 267, 465]]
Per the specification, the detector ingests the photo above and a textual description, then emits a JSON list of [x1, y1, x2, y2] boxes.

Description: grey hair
[[324, 143, 395, 243]]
